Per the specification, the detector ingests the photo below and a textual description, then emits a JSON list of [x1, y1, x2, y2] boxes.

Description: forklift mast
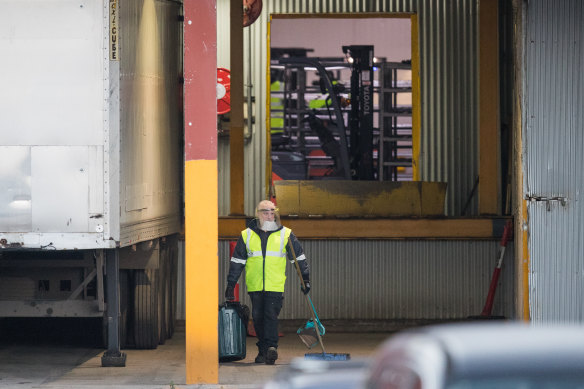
[[342, 45, 375, 180], [275, 46, 377, 181]]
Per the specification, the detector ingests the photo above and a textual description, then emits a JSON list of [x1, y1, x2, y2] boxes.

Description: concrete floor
[[0, 324, 393, 389]]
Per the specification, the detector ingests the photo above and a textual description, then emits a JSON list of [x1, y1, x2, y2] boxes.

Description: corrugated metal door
[[524, 0, 584, 323]]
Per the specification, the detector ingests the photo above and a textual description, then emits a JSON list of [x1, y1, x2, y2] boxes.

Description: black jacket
[[227, 218, 309, 289]]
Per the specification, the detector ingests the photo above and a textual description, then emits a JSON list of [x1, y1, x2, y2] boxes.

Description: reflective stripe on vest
[[271, 80, 284, 130], [242, 227, 291, 292]]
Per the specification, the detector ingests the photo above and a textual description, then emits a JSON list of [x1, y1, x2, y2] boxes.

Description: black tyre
[[166, 241, 178, 340], [163, 243, 174, 342], [157, 245, 167, 345], [168, 242, 178, 338]]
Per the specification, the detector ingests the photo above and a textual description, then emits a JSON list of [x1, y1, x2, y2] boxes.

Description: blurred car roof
[[367, 321, 584, 389]]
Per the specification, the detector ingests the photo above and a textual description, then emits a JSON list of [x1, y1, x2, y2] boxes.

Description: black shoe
[[254, 352, 265, 364], [265, 347, 278, 365]]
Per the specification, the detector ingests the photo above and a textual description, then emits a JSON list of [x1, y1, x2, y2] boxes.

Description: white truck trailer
[[0, 0, 184, 365]]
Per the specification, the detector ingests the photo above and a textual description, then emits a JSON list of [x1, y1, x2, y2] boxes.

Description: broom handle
[[289, 241, 307, 289], [305, 293, 326, 354], [288, 242, 327, 354]]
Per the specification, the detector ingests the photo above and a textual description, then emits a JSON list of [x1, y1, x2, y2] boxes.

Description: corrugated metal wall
[[211, 240, 514, 320], [524, 0, 584, 323], [216, 0, 480, 216]]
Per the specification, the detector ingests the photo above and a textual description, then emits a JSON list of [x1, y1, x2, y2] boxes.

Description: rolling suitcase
[[218, 301, 249, 361]]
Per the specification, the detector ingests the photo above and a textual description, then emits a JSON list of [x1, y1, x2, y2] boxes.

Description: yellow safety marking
[[273, 180, 446, 217], [185, 159, 218, 384]]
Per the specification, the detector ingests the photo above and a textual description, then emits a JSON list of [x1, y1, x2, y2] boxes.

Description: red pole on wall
[[481, 220, 513, 317], [229, 241, 239, 301]]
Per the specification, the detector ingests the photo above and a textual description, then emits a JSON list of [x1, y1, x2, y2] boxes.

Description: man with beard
[[225, 200, 310, 365]]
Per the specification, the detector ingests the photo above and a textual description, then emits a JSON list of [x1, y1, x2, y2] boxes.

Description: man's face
[[258, 202, 276, 223]]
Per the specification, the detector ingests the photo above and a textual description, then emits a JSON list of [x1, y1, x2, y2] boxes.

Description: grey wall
[[214, 239, 514, 320]]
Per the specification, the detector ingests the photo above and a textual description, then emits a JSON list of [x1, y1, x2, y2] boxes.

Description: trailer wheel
[[133, 269, 159, 349], [159, 239, 177, 342], [167, 244, 175, 342]]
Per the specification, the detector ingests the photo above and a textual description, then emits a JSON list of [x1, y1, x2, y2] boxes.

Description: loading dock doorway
[[268, 15, 418, 185]]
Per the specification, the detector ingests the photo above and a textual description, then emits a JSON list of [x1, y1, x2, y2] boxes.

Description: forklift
[[274, 45, 376, 180]]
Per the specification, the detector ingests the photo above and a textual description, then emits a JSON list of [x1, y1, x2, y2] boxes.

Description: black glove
[[301, 280, 311, 295], [225, 285, 235, 301]]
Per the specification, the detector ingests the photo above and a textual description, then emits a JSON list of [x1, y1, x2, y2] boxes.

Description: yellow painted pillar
[[513, 3, 529, 321], [184, 0, 218, 383], [185, 161, 218, 383]]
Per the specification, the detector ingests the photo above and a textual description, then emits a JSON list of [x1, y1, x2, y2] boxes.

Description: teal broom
[[288, 242, 350, 361]]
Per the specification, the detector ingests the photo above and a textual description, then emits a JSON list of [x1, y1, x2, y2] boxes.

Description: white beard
[[261, 220, 278, 231]]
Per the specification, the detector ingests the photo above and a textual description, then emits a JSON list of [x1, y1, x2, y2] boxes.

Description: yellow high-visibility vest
[[242, 227, 291, 292], [271, 81, 284, 132]]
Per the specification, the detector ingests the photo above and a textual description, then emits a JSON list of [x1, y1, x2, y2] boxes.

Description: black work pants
[[249, 291, 283, 352]]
